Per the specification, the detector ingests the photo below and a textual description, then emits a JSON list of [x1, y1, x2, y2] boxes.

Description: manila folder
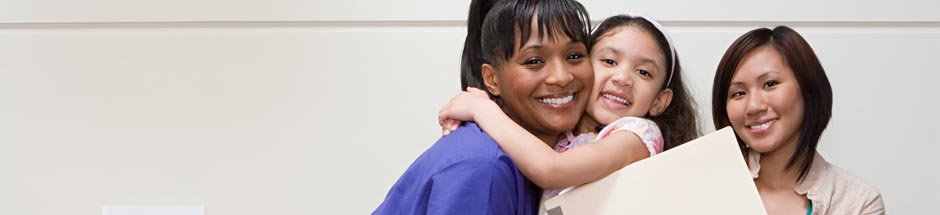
[[542, 127, 766, 214]]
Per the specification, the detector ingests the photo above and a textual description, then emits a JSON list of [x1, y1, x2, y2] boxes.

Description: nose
[[544, 59, 574, 87], [745, 91, 768, 116], [611, 70, 633, 87]]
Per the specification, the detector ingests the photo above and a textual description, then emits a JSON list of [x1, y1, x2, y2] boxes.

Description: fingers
[[441, 119, 460, 136], [438, 108, 448, 126], [447, 119, 459, 131], [466, 87, 483, 93], [441, 89, 479, 136]]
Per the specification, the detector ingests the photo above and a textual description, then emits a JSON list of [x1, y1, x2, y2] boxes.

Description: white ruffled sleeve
[[594, 117, 664, 155]]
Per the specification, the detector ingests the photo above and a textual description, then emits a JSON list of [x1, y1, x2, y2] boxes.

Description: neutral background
[[1, 0, 937, 214]]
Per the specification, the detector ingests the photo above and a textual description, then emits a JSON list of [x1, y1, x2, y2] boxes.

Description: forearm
[[472, 102, 566, 188], [518, 131, 649, 189], [471, 106, 652, 189]]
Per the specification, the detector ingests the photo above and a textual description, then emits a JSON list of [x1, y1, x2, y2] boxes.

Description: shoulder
[[374, 124, 525, 214], [433, 122, 500, 157], [604, 117, 659, 128], [438, 122, 495, 145], [825, 163, 883, 202], [424, 122, 514, 171], [598, 117, 660, 136], [809, 156, 884, 213], [597, 117, 663, 154]]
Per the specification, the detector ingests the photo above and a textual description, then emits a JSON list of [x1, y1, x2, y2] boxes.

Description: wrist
[[480, 101, 501, 119], [470, 100, 497, 123]]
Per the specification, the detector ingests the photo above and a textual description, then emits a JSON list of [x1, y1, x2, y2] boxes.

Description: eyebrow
[[520, 39, 582, 52], [520, 44, 543, 52], [730, 71, 780, 86], [637, 56, 660, 69], [566, 39, 582, 46], [596, 46, 623, 55], [757, 71, 779, 80], [596, 46, 661, 67]]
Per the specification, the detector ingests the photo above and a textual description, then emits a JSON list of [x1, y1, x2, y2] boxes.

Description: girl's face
[[586, 26, 672, 125], [725, 45, 804, 154], [484, 24, 593, 143]]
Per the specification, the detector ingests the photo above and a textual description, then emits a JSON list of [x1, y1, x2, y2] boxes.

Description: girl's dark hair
[[460, 0, 591, 94], [591, 15, 700, 151], [712, 26, 832, 182]]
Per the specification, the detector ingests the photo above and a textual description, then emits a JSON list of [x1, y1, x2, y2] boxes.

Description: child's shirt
[[542, 117, 664, 201]]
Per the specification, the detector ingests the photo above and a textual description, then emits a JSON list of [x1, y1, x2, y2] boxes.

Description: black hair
[[460, 0, 591, 96], [590, 15, 701, 151], [712, 26, 832, 182]]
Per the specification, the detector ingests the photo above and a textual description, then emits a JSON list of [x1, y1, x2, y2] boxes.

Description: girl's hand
[[438, 87, 494, 135]]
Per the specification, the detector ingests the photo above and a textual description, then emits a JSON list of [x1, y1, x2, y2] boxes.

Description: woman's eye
[[638, 69, 652, 77], [602, 59, 617, 66], [730, 91, 746, 98], [764, 80, 779, 88], [524, 58, 544, 65], [567, 53, 584, 60]]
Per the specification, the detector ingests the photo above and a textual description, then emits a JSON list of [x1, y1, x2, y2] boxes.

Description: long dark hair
[[591, 15, 700, 151], [460, 0, 591, 98], [712, 26, 832, 182]]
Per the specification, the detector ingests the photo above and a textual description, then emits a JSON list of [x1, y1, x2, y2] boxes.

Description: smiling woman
[[479, 20, 594, 145], [712, 26, 885, 215], [372, 0, 593, 214], [472, 0, 594, 145]]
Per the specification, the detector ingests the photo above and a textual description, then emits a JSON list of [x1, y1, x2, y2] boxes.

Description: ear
[[649, 88, 673, 116], [482, 63, 501, 96]]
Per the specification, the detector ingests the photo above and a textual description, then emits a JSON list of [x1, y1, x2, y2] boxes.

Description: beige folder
[[542, 127, 767, 214]]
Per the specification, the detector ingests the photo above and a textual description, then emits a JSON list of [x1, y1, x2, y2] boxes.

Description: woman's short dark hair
[[712, 26, 833, 182], [591, 15, 701, 151], [460, 0, 591, 94]]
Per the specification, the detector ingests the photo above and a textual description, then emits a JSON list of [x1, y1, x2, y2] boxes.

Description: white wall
[[0, 0, 937, 214]]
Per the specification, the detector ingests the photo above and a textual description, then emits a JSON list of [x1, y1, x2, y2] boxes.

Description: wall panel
[[0, 1, 937, 214]]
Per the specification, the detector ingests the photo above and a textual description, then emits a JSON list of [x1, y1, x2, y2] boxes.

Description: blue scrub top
[[373, 122, 540, 215]]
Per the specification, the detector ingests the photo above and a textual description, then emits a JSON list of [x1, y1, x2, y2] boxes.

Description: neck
[[753, 141, 802, 191], [536, 133, 559, 149], [574, 113, 600, 135], [503, 106, 561, 148]]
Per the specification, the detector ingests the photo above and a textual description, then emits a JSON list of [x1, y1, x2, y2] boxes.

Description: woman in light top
[[711, 26, 885, 215]]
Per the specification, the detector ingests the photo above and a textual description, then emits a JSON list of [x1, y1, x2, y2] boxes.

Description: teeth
[[749, 120, 774, 130], [602, 93, 629, 105], [538, 95, 574, 105]]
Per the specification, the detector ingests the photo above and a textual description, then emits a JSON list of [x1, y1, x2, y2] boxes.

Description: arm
[[439, 88, 651, 189], [482, 109, 650, 189]]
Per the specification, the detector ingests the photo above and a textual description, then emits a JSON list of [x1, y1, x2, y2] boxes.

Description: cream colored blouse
[[748, 151, 885, 215]]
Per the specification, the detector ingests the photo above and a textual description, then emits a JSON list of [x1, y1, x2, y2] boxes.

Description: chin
[[745, 140, 781, 153], [585, 107, 611, 123], [544, 119, 577, 133]]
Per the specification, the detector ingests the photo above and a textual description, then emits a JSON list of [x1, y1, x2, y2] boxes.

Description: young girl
[[439, 14, 700, 200]]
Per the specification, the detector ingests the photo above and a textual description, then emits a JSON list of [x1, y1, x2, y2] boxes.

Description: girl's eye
[[524, 58, 544, 65], [638, 69, 652, 77], [763, 80, 779, 88], [730, 91, 746, 98], [602, 59, 617, 66]]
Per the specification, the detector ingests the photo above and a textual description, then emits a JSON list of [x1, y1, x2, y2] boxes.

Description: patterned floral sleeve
[[594, 117, 664, 155]]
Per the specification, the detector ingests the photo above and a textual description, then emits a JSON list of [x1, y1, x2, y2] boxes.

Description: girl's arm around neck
[[437, 88, 652, 189], [473, 103, 650, 189]]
